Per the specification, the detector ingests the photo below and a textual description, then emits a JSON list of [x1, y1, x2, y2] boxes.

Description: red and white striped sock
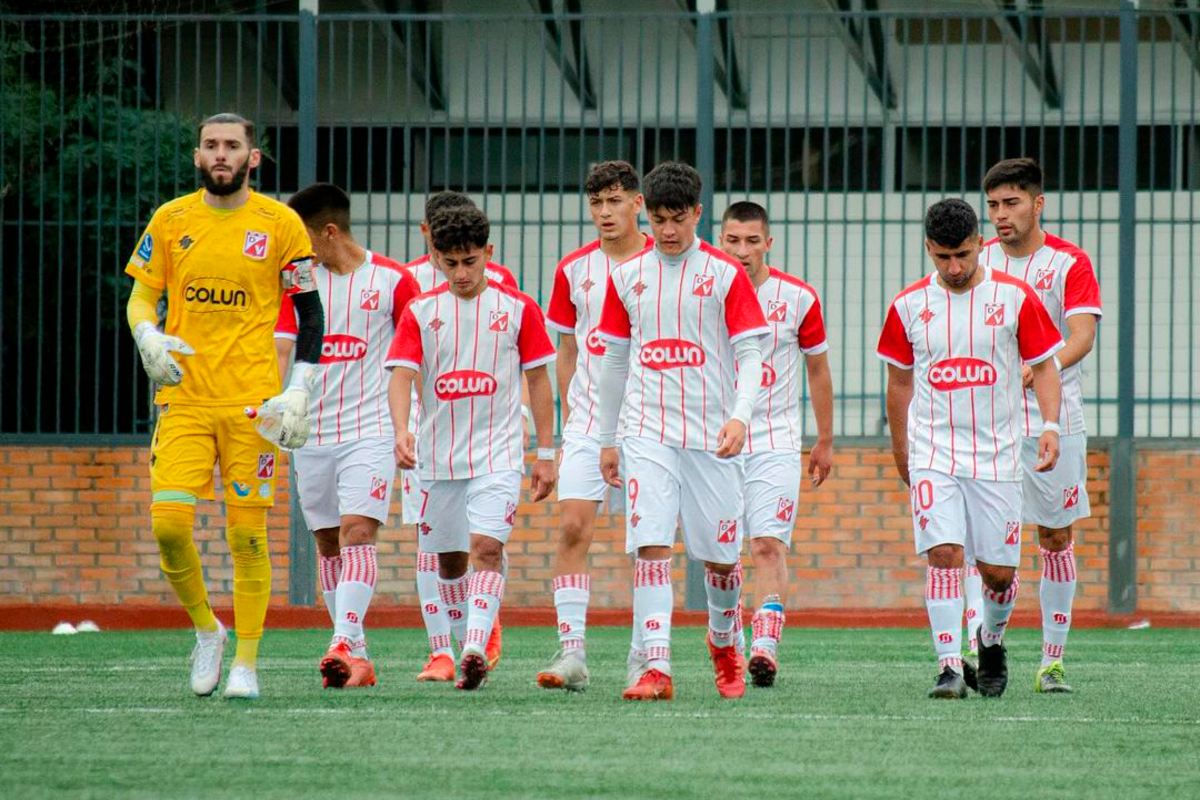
[[633, 559, 673, 674], [1040, 543, 1077, 666], [926, 566, 964, 673], [980, 575, 1020, 647], [437, 572, 470, 647], [417, 551, 452, 656], [552, 573, 590, 651], [731, 600, 746, 656], [750, 607, 784, 655], [317, 554, 341, 626], [963, 563, 983, 652], [705, 564, 743, 649], [463, 570, 505, 654], [333, 545, 377, 649]]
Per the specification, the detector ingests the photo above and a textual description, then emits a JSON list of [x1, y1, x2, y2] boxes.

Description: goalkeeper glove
[[133, 321, 194, 386], [248, 362, 319, 450]]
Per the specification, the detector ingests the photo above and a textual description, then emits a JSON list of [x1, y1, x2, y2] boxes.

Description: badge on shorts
[[257, 453, 275, 479], [1005, 521, 1020, 545], [775, 497, 794, 522], [505, 501, 517, 526], [370, 477, 387, 501], [1063, 485, 1079, 509], [717, 519, 738, 543], [243, 230, 269, 259]]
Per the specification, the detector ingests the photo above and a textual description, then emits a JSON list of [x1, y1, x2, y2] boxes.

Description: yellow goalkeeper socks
[[226, 506, 271, 667], [151, 501, 218, 633]]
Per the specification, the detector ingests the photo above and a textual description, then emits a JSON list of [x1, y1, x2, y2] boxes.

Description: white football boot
[[223, 665, 260, 699], [189, 620, 227, 697]]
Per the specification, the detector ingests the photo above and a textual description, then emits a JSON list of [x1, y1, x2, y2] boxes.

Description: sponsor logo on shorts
[[320, 334, 368, 363], [767, 300, 788, 323], [1053, 612, 1069, 625], [639, 339, 705, 370], [630, 512, 641, 528], [489, 311, 509, 332], [505, 502, 517, 526], [243, 230, 269, 259], [919, 307, 935, 324], [370, 477, 387, 501], [258, 483, 272, 499], [717, 519, 738, 543], [776, 497, 794, 522], [182, 277, 249, 312], [937, 632, 953, 644], [419, 522, 432, 536], [585, 326, 607, 357], [928, 358, 996, 391], [1035, 269, 1056, 291], [1005, 521, 1021, 545], [692, 274, 714, 297], [360, 288, 380, 311], [918, 515, 930, 531], [257, 453, 275, 479], [984, 303, 1005, 327], [434, 370, 498, 401], [1063, 485, 1079, 509], [231, 481, 252, 498], [137, 233, 153, 260]]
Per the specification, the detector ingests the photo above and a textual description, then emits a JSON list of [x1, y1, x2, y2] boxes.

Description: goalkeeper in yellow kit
[[125, 113, 325, 699]]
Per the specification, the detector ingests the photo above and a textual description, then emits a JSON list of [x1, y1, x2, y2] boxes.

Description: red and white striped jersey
[[876, 267, 1063, 482], [275, 250, 420, 445], [401, 253, 520, 293], [385, 280, 556, 481], [546, 236, 653, 439], [982, 233, 1102, 437], [598, 239, 770, 451], [742, 268, 829, 454]]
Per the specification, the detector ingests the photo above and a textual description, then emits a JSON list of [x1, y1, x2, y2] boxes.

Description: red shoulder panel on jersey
[[767, 267, 818, 294], [699, 240, 749, 272], [401, 253, 431, 269], [556, 239, 602, 269], [890, 273, 934, 303], [1042, 232, 1090, 263], [370, 251, 406, 271], [613, 236, 655, 267], [982, 236, 1000, 247]]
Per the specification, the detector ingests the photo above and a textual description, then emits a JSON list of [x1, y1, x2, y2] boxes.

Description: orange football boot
[[345, 656, 377, 688], [319, 640, 354, 689], [622, 668, 674, 701], [416, 653, 456, 682], [709, 636, 746, 698], [485, 618, 502, 670]]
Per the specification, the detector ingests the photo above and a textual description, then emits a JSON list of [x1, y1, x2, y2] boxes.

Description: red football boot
[[621, 668, 674, 701], [709, 636, 746, 699], [319, 640, 354, 689]]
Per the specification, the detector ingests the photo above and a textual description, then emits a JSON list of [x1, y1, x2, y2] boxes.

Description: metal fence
[[2, 3, 1198, 441]]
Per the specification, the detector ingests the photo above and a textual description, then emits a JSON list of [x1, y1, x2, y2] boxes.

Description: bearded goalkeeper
[[125, 113, 325, 700]]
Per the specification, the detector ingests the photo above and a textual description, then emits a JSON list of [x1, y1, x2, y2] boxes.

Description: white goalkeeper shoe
[[190, 620, 227, 697], [223, 665, 260, 699], [133, 322, 194, 386], [536, 648, 589, 692]]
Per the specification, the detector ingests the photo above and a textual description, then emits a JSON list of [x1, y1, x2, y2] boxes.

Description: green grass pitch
[[2, 626, 1198, 799]]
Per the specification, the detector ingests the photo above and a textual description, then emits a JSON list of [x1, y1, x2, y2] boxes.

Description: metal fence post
[[1109, 0, 1138, 615], [685, 2, 717, 612], [289, 1, 319, 605]]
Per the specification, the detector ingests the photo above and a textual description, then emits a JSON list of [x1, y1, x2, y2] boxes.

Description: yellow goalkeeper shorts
[[150, 404, 279, 508]]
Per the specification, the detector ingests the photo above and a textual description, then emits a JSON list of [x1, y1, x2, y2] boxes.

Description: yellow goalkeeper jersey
[[125, 188, 314, 407]]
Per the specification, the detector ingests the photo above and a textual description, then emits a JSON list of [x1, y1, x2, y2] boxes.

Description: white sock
[[333, 545, 377, 652], [633, 559, 673, 674], [926, 566, 964, 673], [318, 554, 341, 626], [437, 572, 470, 647], [705, 564, 743, 649], [963, 564, 983, 652], [416, 551, 453, 656], [463, 570, 505, 654], [981, 575, 1020, 647], [552, 573, 589, 651], [1040, 543, 1077, 666]]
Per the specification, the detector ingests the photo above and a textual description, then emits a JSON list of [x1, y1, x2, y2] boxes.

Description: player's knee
[[312, 528, 341, 558], [470, 536, 504, 571], [339, 516, 379, 547], [559, 514, 593, 551], [925, 544, 962, 570], [438, 551, 469, 579], [150, 501, 196, 552], [750, 536, 785, 565], [704, 560, 737, 576], [225, 506, 269, 564], [1038, 525, 1072, 551], [978, 563, 1016, 593]]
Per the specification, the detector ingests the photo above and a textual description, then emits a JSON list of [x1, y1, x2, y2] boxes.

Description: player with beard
[[125, 112, 324, 699]]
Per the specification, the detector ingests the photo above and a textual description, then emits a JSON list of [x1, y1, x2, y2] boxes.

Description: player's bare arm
[[388, 367, 418, 469], [526, 365, 558, 502], [556, 333, 578, 427], [805, 350, 835, 487], [1021, 314, 1097, 388], [885, 363, 914, 487], [1029, 357, 1063, 472]]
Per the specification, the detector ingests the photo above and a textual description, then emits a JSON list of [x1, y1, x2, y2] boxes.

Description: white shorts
[[400, 468, 423, 525], [292, 437, 395, 531], [909, 469, 1023, 568], [622, 436, 744, 565], [557, 433, 624, 512], [1021, 433, 1090, 528], [420, 470, 522, 553], [742, 449, 803, 545]]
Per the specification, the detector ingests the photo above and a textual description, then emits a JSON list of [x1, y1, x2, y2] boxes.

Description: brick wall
[[0, 444, 1196, 612]]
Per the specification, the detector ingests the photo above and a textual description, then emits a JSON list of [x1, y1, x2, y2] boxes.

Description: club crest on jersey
[[692, 274, 715, 297], [242, 230, 269, 260], [767, 300, 788, 323], [776, 497, 794, 522], [919, 307, 935, 324], [1005, 521, 1020, 545], [256, 453, 275, 479], [1035, 269, 1056, 291], [639, 339, 705, 370], [489, 311, 510, 332], [717, 519, 738, 543], [360, 289, 381, 311], [1063, 484, 1079, 509], [585, 326, 607, 357], [320, 334, 368, 363], [984, 303, 1005, 326], [370, 477, 388, 501], [434, 370, 497, 400], [928, 358, 996, 391]]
